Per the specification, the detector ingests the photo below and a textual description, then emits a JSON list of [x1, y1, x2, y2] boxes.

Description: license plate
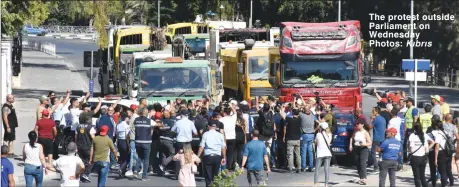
[[332, 147, 341, 152]]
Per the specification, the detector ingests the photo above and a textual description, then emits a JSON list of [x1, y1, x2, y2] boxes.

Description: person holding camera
[[255, 103, 276, 169]]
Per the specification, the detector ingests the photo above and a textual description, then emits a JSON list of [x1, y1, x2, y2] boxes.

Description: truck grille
[[250, 88, 274, 97]]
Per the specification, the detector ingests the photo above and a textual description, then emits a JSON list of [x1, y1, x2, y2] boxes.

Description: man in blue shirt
[[172, 110, 198, 151], [242, 129, 270, 186], [378, 127, 401, 187], [197, 120, 226, 187], [1, 145, 14, 187], [369, 107, 386, 171]]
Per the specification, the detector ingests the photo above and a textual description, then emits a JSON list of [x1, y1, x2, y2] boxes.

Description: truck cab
[[137, 57, 213, 106], [221, 40, 274, 102]]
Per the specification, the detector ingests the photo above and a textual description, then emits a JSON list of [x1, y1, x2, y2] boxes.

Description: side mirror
[[269, 77, 276, 86], [216, 71, 222, 84], [363, 76, 371, 83], [237, 63, 244, 74]]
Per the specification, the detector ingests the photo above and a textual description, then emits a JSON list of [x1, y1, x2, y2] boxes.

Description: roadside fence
[[426, 69, 459, 88], [22, 40, 56, 57], [41, 26, 96, 34]]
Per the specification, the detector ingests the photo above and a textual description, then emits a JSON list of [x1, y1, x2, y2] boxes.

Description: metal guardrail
[[22, 40, 56, 57], [426, 70, 459, 88], [41, 26, 96, 34]]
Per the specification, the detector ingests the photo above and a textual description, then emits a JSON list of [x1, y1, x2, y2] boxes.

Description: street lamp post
[[409, 0, 415, 99], [220, 5, 224, 21], [249, 0, 253, 28], [338, 0, 341, 22], [158, 0, 161, 27]]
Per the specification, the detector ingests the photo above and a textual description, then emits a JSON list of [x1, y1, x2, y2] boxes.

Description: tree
[[125, 0, 152, 25], [2, 0, 50, 35], [93, 1, 109, 48]]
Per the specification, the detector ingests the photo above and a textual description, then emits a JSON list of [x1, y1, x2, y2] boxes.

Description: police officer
[[197, 120, 227, 187], [134, 108, 160, 181], [75, 112, 97, 183]]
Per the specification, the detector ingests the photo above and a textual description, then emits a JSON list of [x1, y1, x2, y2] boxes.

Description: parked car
[[330, 112, 356, 157], [23, 24, 47, 36]]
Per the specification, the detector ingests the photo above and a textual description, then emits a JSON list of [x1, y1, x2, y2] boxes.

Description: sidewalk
[[10, 50, 87, 184]]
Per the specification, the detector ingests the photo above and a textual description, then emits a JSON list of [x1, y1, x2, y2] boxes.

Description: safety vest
[[419, 113, 433, 133], [405, 106, 414, 129]]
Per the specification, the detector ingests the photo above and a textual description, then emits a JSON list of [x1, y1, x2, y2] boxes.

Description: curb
[[52, 36, 94, 40]]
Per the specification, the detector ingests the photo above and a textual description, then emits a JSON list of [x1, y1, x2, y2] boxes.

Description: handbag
[[191, 164, 198, 174], [320, 132, 334, 156]]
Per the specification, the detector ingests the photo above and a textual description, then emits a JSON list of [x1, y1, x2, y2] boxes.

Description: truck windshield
[[248, 56, 269, 80], [283, 60, 358, 83], [139, 67, 208, 92]]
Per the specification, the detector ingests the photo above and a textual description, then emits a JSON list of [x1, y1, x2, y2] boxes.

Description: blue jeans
[[135, 143, 151, 179], [94, 161, 110, 187], [398, 140, 404, 165], [24, 164, 43, 187], [301, 133, 315, 169], [271, 139, 278, 167], [110, 138, 118, 167], [129, 140, 141, 171]]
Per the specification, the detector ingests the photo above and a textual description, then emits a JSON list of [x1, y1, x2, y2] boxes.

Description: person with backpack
[[255, 103, 276, 169], [433, 115, 455, 187]]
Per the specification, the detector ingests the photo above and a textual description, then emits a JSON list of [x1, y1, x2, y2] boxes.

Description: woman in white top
[[23, 131, 48, 187], [314, 122, 332, 187], [349, 118, 372, 185], [433, 117, 455, 187], [408, 123, 429, 187]]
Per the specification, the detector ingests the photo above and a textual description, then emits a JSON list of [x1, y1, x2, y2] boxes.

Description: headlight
[[346, 36, 357, 49], [283, 37, 293, 48], [133, 83, 138, 89]]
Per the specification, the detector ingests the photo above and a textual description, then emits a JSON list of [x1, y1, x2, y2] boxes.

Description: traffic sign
[[89, 79, 94, 97], [401, 59, 430, 71]]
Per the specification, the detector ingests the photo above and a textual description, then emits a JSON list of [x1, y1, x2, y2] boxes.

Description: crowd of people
[[1, 88, 458, 187]]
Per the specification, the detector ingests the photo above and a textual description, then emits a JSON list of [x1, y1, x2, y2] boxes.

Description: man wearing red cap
[[90, 125, 117, 187], [378, 127, 402, 187], [35, 109, 57, 164]]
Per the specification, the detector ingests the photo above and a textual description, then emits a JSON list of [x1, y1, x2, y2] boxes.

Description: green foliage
[[1, 0, 50, 35], [210, 168, 244, 187], [93, 1, 109, 48]]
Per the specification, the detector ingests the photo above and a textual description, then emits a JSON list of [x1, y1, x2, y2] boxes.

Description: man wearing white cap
[[37, 95, 49, 121], [431, 95, 442, 118]]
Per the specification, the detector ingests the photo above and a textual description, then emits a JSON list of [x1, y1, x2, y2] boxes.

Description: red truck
[[268, 21, 370, 111]]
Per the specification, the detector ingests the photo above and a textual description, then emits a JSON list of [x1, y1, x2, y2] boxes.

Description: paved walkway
[[9, 50, 86, 184]]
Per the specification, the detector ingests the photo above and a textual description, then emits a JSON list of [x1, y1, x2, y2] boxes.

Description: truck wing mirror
[[269, 77, 276, 86], [237, 63, 244, 74], [216, 71, 222, 84]]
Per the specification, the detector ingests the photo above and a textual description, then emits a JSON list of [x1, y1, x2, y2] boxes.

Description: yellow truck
[[221, 40, 273, 102]]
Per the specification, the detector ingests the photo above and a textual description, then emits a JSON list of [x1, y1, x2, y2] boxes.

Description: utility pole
[[157, 0, 161, 27], [249, 0, 253, 28], [409, 0, 414, 98], [338, 0, 341, 22]]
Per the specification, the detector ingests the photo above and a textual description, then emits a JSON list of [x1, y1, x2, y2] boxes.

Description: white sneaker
[[125, 170, 133, 176]]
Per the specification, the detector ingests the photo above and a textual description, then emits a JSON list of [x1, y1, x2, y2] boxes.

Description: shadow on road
[[22, 62, 68, 70], [13, 89, 69, 99], [56, 51, 74, 55]]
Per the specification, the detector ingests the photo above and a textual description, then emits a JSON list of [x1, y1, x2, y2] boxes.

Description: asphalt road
[[23, 36, 98, 71]]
